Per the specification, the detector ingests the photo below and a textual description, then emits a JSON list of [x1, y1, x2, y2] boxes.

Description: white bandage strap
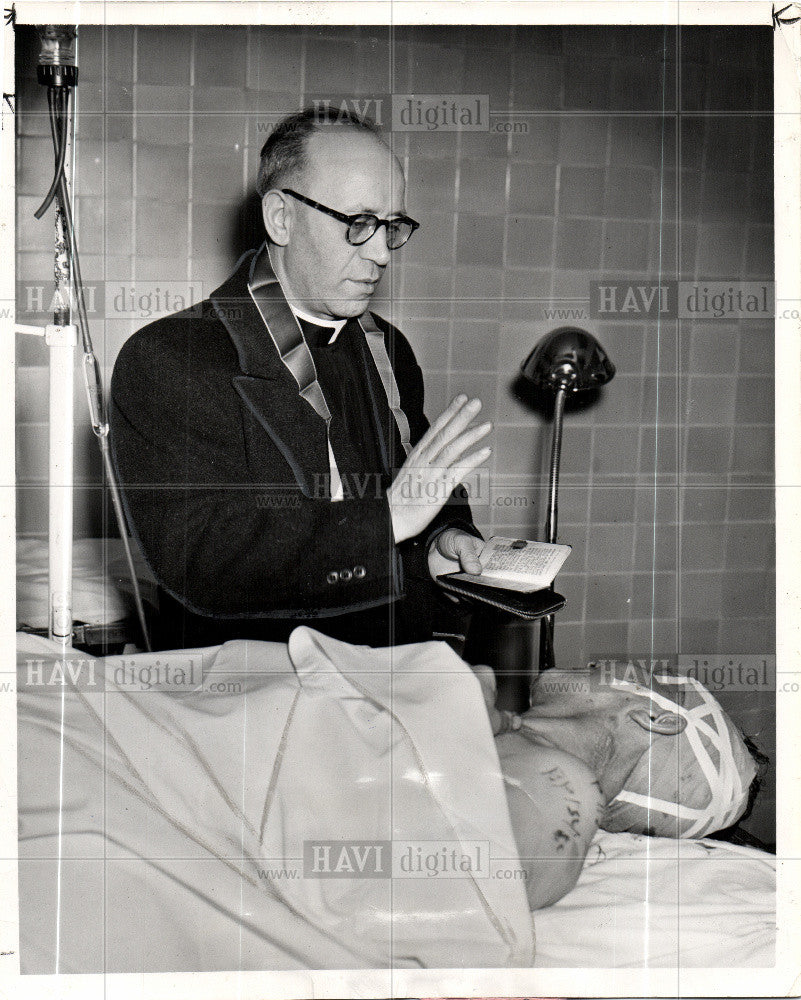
[[609, 673, 749, 837]]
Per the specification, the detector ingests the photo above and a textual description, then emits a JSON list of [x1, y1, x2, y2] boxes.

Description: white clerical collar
[[266, 244, 348, 344], [289, 303, 347, 345]]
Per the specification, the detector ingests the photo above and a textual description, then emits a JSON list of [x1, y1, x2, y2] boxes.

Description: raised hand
[[387, 395, 492, 543]]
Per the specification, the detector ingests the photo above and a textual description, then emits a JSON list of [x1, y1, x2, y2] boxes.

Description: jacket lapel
[[210, 248, 330, 496]]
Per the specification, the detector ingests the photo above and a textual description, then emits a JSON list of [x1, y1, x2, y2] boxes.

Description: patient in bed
[[475, 660, 760, 909]]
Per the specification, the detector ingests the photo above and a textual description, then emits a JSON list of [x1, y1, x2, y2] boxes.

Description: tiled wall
[[15, 26, 775, 839]]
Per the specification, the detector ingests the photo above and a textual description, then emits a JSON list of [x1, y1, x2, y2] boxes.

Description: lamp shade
[[521, 327, 615, 393]]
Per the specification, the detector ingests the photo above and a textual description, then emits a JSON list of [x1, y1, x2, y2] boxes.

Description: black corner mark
[[773, 3, 801, 28], [2, 93, 14, 113]]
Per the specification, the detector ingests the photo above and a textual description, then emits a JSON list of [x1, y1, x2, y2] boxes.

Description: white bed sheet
[[16, 536, 156, 628], [16, 632, 776, 972], [533, 829, 776, 967]]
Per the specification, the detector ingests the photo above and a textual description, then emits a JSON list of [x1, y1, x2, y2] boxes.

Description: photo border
[[1, 2, 798, 997]]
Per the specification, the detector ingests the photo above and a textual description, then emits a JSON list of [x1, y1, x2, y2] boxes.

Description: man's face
[[276, 128, 406, 319]]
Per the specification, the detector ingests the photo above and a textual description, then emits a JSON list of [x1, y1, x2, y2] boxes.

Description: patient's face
[[528, 662, 671, 719]]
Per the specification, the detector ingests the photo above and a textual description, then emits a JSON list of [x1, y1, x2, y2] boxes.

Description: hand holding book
[[437, 536, 571, 619]]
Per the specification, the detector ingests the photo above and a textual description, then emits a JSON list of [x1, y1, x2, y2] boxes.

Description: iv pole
[[16, 25, 152, 651]]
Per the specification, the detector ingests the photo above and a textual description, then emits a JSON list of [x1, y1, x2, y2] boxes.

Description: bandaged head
[[602, 672, 757, 838]]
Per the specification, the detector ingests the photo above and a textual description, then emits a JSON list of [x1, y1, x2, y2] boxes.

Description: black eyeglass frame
[[281, 188, 420, 249]]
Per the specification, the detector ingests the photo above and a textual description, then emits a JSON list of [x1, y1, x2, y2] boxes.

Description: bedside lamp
[[521, 327, 615, 671]]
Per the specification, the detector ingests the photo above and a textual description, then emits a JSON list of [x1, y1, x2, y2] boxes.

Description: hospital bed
[[15, 616, 776, 973]]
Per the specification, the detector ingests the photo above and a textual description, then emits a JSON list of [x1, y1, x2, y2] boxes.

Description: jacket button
[[326, 570, 339, 584], [340, 568, 353, 582], [353, 565, 366, 579]]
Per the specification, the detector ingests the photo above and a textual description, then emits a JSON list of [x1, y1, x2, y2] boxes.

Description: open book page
[[446, 537, 572, 593]]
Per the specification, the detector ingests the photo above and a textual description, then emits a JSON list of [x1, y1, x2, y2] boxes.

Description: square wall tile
[[192, 112, 247, 149], [508, 163, 557, 216], [587, 523, 636, 573], [454, 266, 504, 308], [406, 158, 457, 214], [15, 367, 48, 424], [721, 570, 774, 618], [500, 267, 552, 322], [410, 212, 456, 268], [136, 145, 190, 202], [587, 374, 643, 425], [408, 41, 465, 94], [602, 220, 651, 271], [589, 486, 637, 524], [105, 25, 136, 83], [555, 573, 588, 620], [449, 321, 501, 373], [716, 617, 775, 656], [494, 425, 547, 480], [16, 486, 48, 536], [686, 326, 740, 374], [695, 224, 746, 277], [683, 426, 731, 477], [735, 376, 774, 424], [193, 146, 247, 203], [193, 27, 248, 87], [585, 572, 632, 620], [727, 486, 774, 522], [558, 116, 608, 165], [737, 327, 774, 374], [640, 375, 679, 424], [559, 426, 593, 478], [559, 166, 605, 217], [404, 320, 450, 370], [745, 225, 773, 275], [609, 116, 675, 168], [683, 375, 737, 424], [731, 425, 773, 479], [681, 485, 728, 522], [400, 264, 453, 306], [583, 621, 632, 660], [636, 485, 679, 524], [592, 425, 640, 478], [611, 55, 677, 112], [678, 618, 724, 654], [635, 522, 679, 572], [681, 571, 724, 619], [17, 136, 55, 196], [604, 165, 655, 220], [680, 522, 727, 569], [510, 117, 559, 162], [193, 87, 248, 114], [564, 58, 613, 110], [630, 571, 677, 619], [136, 27, 191, 85], [724, 522, 774, 571], [512, 54, 562, 109], [458, 158, 507, 216], [135, 111, 190, 147], [460, 44, 514, 106], [248, 27, 303, 93], [456, 214, 505, 267], [555, 218, 603, 270], [505, 217, 555, 269], [136, 200, 189, 258]]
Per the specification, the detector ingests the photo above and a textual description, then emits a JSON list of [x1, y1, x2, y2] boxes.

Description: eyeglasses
[[281, 188, 420, 250]]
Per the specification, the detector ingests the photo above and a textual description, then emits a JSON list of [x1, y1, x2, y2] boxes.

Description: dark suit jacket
[[109, 247, 478, 648]]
